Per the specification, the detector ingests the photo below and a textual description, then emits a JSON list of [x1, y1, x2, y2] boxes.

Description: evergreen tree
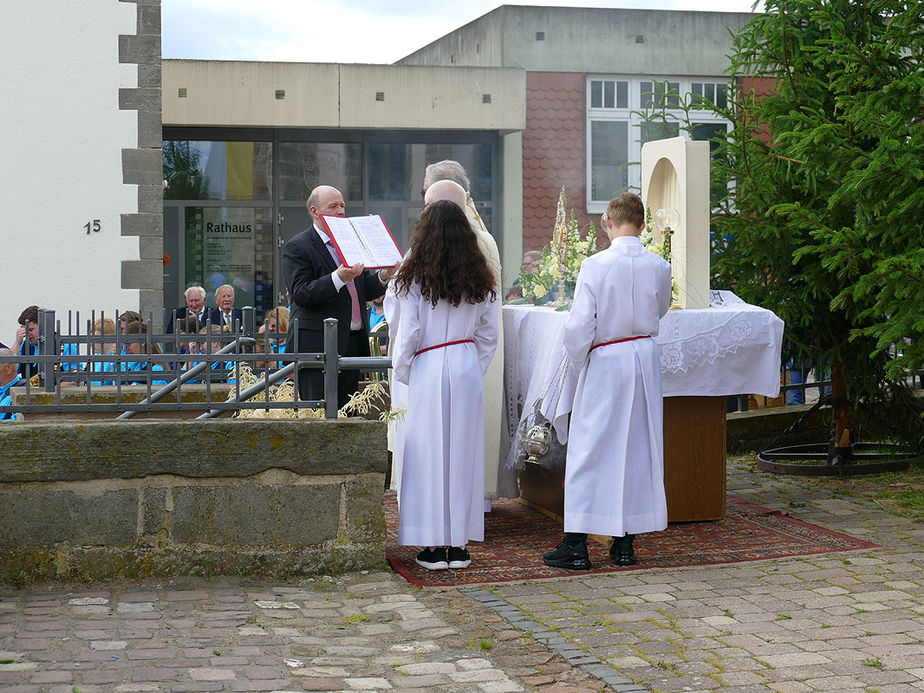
[[712, 0, 924, 453]]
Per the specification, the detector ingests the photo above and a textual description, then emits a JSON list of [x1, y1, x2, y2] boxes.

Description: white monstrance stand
[[641, 137, 711, 309]]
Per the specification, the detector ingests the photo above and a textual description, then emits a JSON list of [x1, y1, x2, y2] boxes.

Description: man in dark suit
[[208, 284, 244, 331], [283, 185, 396, 409], [166, 285, 207, 333]]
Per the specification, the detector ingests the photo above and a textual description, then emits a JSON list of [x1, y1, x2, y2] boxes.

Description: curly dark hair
[[394, 200, 496, 307]]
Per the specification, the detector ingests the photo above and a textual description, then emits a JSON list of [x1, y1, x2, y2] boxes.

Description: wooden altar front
[[518, 395, 727, 523]]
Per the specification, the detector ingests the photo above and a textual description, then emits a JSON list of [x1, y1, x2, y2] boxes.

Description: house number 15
[[84, 220, 101, 234]]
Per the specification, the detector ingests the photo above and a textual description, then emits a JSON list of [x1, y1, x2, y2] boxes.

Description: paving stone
[[1, 458, 923, 693], [344, 677, 392, 689]]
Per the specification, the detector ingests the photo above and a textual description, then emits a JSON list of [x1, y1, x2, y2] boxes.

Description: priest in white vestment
[[387, 199, 499, 571], [543, 191, 672, 570]]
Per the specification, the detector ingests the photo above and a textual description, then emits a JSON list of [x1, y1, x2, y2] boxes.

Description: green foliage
[[709, 0, 924, 444]]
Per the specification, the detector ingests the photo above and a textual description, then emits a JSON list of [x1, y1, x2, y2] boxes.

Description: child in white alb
[[543, 191, 672, 570]]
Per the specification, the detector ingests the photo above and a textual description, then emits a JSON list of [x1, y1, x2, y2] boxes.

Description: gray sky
[[162, 0, 762, 65]]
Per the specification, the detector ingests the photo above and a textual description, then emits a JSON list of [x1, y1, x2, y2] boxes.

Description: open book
[[320, 214, 403, 270]]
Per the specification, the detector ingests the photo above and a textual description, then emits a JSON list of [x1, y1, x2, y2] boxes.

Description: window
[[164, 130, 498, 318], [640, 81, 680, 109], [691, 82, 728, 110], [163, 141, 272, 201], [590, 79, 628, 109], [586, 76, 731, 211], [183, 206, 276, 318], [277, 142, 362, 202]]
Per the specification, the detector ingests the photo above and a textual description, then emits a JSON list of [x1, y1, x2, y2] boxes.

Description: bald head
[[424, 180, 468, 211], [306, 185, 345, 223], [0, 347, 17, 387]]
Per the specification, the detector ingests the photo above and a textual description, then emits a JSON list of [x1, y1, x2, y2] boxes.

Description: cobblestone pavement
[[1, 458, 922, 693]]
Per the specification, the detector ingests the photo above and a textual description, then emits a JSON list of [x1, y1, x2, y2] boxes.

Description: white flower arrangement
[[520, 188, 597, 304]]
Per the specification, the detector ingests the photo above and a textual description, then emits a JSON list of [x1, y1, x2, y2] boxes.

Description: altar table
[[502, 291, 784, 522]]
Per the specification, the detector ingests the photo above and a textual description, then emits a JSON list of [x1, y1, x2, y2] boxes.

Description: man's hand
[[12, 325, 26, 351], [336, 262, 364, 283], [380, 261, 401, 283]]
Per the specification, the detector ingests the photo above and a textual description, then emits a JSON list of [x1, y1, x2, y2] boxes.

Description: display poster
[[202, 207, 256, 309]]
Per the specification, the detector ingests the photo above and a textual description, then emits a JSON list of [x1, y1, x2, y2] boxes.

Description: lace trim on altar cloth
[[657, 314, 755, 374]]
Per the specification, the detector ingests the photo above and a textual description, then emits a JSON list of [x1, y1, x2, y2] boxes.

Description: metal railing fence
[[0, 308, 390, 420]]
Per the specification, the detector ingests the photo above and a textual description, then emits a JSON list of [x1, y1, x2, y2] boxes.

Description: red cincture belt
[[589, 335, 650, 352], [414, 338, 475, 357]]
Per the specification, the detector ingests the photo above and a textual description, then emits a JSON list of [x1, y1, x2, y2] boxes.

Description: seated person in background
[[88, 318, 118, 385], [367, 296, 388, 355], [161, 315, 200, 375], [123, 321, 168, 385], [167, 285, 207, 333], [175, 316, 201, 353], [12, 305, 40, 380], [255, 306, 290, 371], [368, 295, 386, 330], [118, 310, 141, 334], [194, 324, 235, 383], [209, 284, 244, 330], [505, 250, 542, 302], [0, 348, 23, 421]]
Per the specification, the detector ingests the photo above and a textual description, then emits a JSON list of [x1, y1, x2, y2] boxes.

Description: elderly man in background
[[209, 284, 244, 330], [0, 348, 23, 421], [167, 285, 207, 333], [388, 160, 512, 506]]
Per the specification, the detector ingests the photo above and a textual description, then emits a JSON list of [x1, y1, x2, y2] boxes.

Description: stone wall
[[120, 0, 165, 328], [0, 419, 387, 585]]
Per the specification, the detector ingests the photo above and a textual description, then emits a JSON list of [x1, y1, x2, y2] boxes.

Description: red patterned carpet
[[385, 494, 878, 588]]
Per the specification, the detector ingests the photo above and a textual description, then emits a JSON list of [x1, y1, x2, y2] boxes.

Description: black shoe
[[415, 547, 449, 570], [447, 547, 472, 569], [543, 536, 592, 570], [610, 534, 637, 566]]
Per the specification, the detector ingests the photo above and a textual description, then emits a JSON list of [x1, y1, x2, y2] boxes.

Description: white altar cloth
[[502, 291, 784, 469]]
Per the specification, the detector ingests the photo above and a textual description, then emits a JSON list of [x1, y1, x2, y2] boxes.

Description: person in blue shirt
[[11, 305, 40, 380], [88, 317, 119, 386], [255, 306, 289, 372], [368, 295, 386, 331], [193, 324, 235, 383], [123, 320, 169, 386], [367, 295, 388, 356], [0, 348, 23, 421]]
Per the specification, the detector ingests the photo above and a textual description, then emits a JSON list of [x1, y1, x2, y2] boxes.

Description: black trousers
[[296, 329, 367, 410]]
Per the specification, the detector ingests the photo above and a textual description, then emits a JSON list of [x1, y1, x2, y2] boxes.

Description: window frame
[[586, 75, 732, 213]]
